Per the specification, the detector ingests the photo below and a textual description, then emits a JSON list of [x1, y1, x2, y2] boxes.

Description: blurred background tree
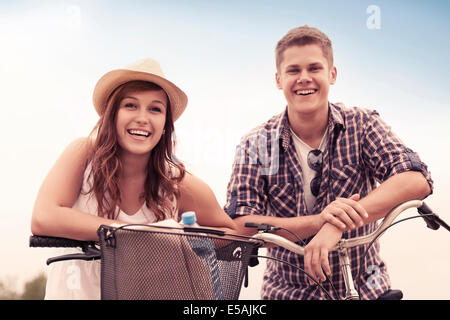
[[0, 278, 20, 300], [20, 272, 46, 300], [0, 272, 46, 300]]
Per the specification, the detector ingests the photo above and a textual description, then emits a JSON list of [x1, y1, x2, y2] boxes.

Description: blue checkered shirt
[[224, 102, 433, 300]]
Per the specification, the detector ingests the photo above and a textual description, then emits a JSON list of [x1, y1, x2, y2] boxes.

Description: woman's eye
[[124, 103, 136, 109], [149, 106, 162, 113]]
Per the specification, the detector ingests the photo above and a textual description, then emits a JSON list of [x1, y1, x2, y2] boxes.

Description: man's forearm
[[233, 214, 322, 241], [233, 171, 430, 239], [359, 171, 431, 223]]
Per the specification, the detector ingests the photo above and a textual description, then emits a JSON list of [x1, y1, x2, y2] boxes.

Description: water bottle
[[181, 211, 201, 228], [180, 211, 223, 299]]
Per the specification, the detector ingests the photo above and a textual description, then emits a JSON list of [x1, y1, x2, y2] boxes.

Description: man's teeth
[[296, 89, 317, 95], [128, 129, 150, 137]]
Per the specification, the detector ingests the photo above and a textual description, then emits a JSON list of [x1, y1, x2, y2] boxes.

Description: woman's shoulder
[[177, 171, 212, 199], [57, 137, 95, 171], [64, 136, 95, 157]]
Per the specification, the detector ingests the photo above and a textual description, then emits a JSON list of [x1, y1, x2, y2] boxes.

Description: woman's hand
[[318, 194, 368, 231], [304, 223, 343, 284]]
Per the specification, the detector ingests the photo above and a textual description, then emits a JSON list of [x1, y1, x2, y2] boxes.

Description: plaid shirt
[[224, 102, 433, 300]]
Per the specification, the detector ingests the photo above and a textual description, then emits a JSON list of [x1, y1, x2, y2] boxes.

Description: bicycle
[[245, 199, 450, 300], [30, 200, 449, 300]]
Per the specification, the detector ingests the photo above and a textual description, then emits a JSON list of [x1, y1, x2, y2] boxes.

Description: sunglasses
[[307, 149, 323, 197]]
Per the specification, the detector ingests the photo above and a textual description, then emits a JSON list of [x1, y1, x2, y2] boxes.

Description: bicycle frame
[[250, 200, 448, 300]]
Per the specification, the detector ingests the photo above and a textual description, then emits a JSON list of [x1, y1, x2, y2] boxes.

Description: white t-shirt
[[44, 163, 178, 300], [290, 128, 328, 213]]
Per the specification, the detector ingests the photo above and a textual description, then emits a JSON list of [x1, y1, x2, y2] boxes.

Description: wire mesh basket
[[97, 224, 262, 300]]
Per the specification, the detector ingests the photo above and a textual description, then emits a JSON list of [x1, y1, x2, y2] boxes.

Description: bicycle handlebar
[[247, 200, 448, 254], [28, 225, 228, 249], [29, 235, 100, 265], [29, 235, 96, 248], [30, 200, 447, 252]]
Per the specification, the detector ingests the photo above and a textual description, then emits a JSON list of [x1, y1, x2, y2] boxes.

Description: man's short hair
[[275, 25, 334, 70]]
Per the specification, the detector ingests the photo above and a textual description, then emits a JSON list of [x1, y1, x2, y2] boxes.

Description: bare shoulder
[[33, 136, 95, 213], [57, 136, 95, 167], [47, 136, 94, 186], [177, 172, 215, 212], [65, 136, 95, 156], [177, 172, 235, 229], [179, 171, 210, 193]]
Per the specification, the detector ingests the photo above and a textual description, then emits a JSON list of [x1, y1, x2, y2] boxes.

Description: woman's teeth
[[128, 129, 150, 137]]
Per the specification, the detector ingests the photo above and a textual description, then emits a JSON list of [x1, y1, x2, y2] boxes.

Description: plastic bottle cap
[[181, 211, 197, 225]]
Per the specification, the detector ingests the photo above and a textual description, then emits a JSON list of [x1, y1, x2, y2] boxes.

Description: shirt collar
[[278, 102, 345, 152], [328, 102, 345, 132]]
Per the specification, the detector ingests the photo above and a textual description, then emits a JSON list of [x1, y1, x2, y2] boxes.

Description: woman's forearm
[[31, 206, 127, 241]]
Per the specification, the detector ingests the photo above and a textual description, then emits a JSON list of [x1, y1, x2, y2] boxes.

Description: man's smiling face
[[276, 44, 337, 116]]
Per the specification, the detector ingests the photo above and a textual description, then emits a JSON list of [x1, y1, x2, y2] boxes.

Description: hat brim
[[93, 69, 187, 122]]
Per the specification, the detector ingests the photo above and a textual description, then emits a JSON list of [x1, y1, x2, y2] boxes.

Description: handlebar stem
[[336, 241, 359, 300]]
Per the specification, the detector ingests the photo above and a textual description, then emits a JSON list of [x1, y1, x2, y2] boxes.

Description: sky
[[0, 0, 449, 299]]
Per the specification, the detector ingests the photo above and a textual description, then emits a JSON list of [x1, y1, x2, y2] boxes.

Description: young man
[[224, 26, 433, 300]]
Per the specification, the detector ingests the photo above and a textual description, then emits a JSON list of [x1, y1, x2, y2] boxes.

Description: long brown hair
[[86, 80, 185, 221]]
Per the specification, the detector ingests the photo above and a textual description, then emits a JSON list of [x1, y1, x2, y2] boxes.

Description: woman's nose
[[134, 109, 150, 124]]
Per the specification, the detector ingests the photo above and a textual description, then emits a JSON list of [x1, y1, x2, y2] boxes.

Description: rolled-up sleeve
[[224, 138, 268, 219], [362, 110, 433, 193]]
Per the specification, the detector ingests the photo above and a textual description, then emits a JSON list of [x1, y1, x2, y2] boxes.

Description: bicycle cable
[[251, 255, 337, 300], [275, 226, 308, 246], [275, 227, 341, 299], [355, 214, 435, 300], [253, 225, 340, 299]]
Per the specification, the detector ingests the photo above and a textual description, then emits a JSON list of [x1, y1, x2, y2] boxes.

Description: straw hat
[[93, 58, 188, 121]]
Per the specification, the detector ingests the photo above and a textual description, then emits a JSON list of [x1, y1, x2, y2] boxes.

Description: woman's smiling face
[[115, 88, 168, 157]]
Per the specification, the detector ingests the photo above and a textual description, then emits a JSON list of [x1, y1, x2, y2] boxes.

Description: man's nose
[[297, 70, 312, 84]]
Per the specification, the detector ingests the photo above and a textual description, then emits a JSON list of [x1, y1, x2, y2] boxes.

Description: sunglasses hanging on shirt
[[308, 149, 323, 197]]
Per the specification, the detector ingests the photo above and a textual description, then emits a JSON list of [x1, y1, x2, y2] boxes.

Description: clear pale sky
[[1, 0, 449, 299]]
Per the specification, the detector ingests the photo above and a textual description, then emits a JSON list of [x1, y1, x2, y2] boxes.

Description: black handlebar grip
[[29, 235, 92, 248], [417, 202, 440, 230], [244, 222, 260, 228], [182, 227, 226, 236]]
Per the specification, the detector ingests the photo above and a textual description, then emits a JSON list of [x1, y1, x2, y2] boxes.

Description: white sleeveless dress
[[44, 164, 178, 300]]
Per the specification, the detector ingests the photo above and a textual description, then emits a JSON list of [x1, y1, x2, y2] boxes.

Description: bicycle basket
[[97, 224, 262, 300]]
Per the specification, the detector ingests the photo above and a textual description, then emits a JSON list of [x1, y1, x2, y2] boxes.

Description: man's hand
[[304, 223, 343, 284], [318, 194, 368, 231]]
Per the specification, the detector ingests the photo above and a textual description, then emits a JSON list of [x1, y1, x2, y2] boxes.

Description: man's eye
[[287, 69, 299, 74]]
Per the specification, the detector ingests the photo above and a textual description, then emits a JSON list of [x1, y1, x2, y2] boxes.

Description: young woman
[[31, 58, 237, 299]]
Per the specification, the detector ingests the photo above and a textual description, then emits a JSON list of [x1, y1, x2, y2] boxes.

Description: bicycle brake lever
[[434, 216, 450, 232], [244, 222, 280, 233], [417, 202, 450, 232], [46, 246, 101, 265]]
